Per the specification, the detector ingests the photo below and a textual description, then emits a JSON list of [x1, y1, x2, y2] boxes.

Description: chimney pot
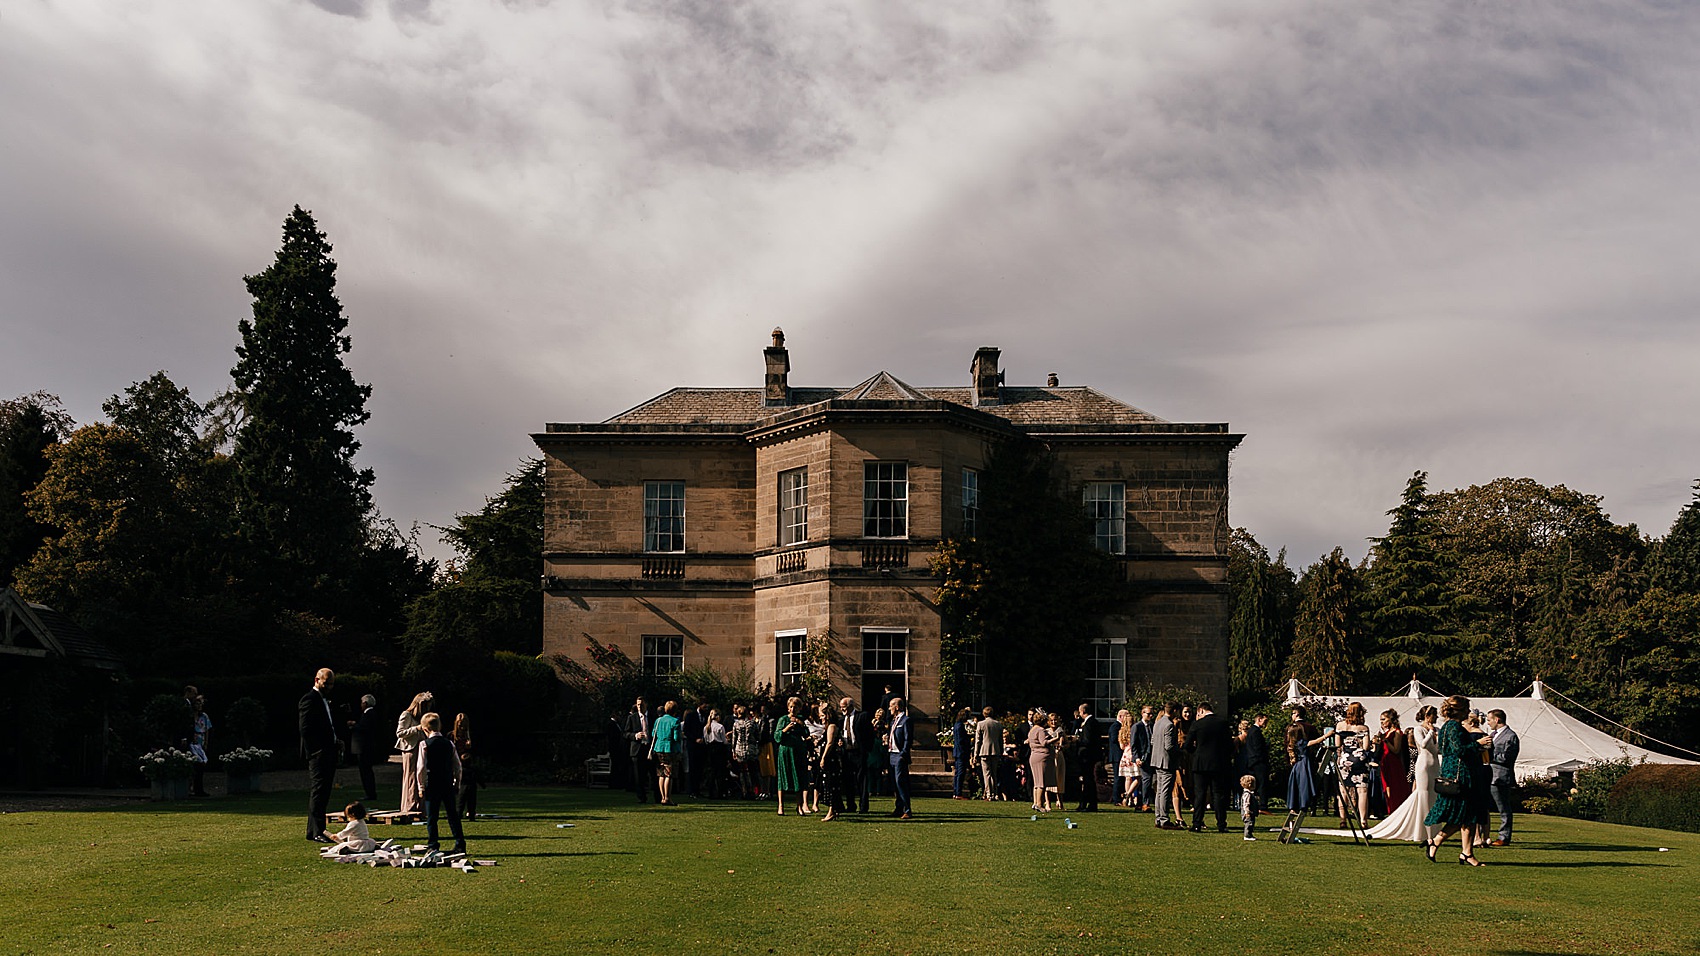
[[764, 328, 791, 407]]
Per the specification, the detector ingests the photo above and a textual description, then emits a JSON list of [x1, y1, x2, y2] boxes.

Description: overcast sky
[[4, 0, 1699, 569]]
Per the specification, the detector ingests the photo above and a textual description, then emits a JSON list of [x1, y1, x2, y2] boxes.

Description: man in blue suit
[[888, 697, 913, 819], [1485, 709, 1521, 846]]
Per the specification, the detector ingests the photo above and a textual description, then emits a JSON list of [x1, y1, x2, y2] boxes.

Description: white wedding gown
[[1367, 724, 1441, 842]]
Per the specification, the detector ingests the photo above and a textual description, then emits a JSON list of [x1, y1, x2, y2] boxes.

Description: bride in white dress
[[1367, 705, 1441, 842]]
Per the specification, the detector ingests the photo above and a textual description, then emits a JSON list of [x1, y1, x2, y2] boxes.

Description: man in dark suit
[[1073, 703, 1103, 812], [888, 697, 913, 819], [348, 693, 382, 801], [1187, 702, 1236, 833], [297, 667, 338, 842], [1150, 703, 1182, 829], [1131, 705, 1154, 811], [417, 711, 466, 854], [839, 697, 874, 812], [1237, 713, 1272, 804], [1485, 709, 1521, 846], [683, 704, 707, 798], [623, 697, 656, 803]]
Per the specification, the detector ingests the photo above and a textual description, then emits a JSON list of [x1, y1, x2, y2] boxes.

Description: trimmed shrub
[[1605, 764, 1700, 834], [1573, 756, 1640, 820]]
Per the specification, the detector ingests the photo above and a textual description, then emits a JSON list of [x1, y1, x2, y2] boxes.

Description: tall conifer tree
[[1287, 547, 1360, 695], [1649, 480, 1700, 596], [230, 207, 374, 612], [1228, 528, 1291, 704]]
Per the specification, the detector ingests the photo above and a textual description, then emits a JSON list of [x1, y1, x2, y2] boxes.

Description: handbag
[[1434, 775, 1463, 797]]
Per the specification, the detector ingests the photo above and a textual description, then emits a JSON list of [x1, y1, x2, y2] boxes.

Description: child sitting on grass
[[1240, 775, 1260, 841], [333, 801, 377, 853]]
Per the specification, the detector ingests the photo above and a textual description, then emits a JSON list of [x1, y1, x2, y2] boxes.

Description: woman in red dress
[[1375, 708, 1412, 816]]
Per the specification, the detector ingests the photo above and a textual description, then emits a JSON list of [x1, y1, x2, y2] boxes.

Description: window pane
[[863, 462, 908, 538], [961, 468, 979, 538], [1086, 641, 1125, 714], [644, 481, 686, 552], [1082, 482, 1125, 554], [779, 468, 808, 546], [861, 632, 907, 673], [643, 635, 684, 675], [778, 633, 806, 684]]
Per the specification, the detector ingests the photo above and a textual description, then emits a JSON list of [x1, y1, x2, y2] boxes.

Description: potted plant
[[138, 748, 196, 801], [219, 747, 274, 794]]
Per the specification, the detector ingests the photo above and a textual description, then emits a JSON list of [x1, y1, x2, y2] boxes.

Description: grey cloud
[[4, 0, 1700, 569]]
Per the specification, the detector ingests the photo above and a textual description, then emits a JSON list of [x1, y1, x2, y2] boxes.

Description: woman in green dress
[[775, 696, 810, 816], [1423, 695, 1485, 866]]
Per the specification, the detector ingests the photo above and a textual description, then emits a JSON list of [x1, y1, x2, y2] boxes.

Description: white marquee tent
[[1282, 679, 1699, 781]]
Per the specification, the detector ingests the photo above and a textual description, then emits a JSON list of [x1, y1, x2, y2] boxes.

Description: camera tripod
[[1278, 730, 1371, 846]]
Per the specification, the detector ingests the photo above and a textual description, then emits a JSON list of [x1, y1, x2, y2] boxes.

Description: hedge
[[1604, 764, 1700, 834]]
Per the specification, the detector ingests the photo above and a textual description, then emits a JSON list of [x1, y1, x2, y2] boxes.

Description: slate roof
[[602, 377, 1167, 428], [0, 588, 125, 670]]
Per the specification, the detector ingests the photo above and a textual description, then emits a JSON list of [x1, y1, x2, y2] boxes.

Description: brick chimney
[[971, 346, 1002, 406], [764, 327, 791, 407]]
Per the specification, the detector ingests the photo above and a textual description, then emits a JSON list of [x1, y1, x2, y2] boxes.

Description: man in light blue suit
[[888, 697, 913, 819], [1486, 709, 1521, 846]]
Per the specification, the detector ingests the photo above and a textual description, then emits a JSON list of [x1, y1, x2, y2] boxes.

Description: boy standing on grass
[[1240, 774, 1261, 841], [417, 713, 466, 854]]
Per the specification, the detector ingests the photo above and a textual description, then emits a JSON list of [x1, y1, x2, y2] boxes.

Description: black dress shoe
[[307, 834, 335, 843]]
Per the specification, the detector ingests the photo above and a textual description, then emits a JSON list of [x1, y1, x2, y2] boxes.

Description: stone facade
[[533, 332, 1242, 746]]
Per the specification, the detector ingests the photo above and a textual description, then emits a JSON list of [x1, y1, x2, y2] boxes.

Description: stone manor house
[[534, 331, 1241, 743]]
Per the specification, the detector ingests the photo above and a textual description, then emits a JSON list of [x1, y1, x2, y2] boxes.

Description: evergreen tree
[[444, 459, 545, 583], [0, 392, 73, 587], [1227, 527, 1290, 705], [1649, 480, 1700, 596], [1359, 471, 1490, 691], [1286, 548, 1360, 695], [230, 207, 375, 613]]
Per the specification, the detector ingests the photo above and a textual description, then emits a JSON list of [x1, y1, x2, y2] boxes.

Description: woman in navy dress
[[1284, 706, 1328, 813], [1424, 695, 1485, 866]]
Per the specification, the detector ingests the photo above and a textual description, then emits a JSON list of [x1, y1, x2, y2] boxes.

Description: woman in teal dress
[[1423, 695, 1485, 866], [651, 700, 683, 806], [774, 696, 810, 816]]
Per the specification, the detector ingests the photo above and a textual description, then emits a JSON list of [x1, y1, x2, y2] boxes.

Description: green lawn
[[4, 788, 1696, 955]]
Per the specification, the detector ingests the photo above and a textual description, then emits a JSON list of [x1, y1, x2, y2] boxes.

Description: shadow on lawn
[[498, 850, 636, 859], [1471, 860, 1667, 869], [1531, 842, 1673, 853]]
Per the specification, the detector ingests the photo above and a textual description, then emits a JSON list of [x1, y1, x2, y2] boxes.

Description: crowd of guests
[[1286, 695, 1520, 863], [615, 691, 919, 819], [287, 664, 1523, 864]]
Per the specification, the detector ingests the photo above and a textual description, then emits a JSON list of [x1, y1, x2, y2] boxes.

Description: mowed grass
[[4, 787, 1698, 955]]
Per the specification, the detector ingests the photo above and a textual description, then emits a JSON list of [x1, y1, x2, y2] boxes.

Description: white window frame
[[1087, 638, 1127, 716], [776, 628, 807, 687], [1083, 481, 1126, 555], [860, 626, 909, 676], [961, 467, 980, 538], [863, 462, 909, 539], [644, 480, 686, 553], [779, 468, 808, 547], [643, 634, 684, 675]]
